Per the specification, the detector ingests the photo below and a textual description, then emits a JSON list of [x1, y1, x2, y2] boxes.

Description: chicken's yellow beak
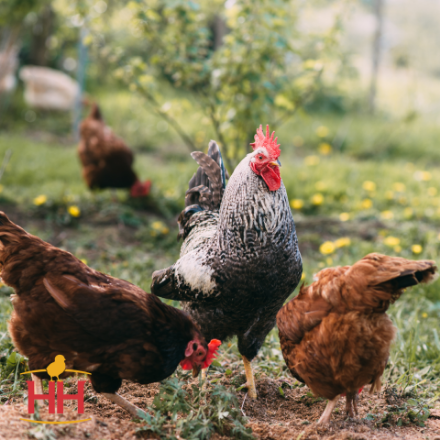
[[192, 364, 201, 378], [269, 161, 280, 168]]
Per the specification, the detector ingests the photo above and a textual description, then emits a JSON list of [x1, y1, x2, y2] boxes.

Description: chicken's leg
[[242, 356, 257, 399], [345, 391, 359, 418], [200, 368, 208, 392], [31, 374, 44, 395], [101, 393, 146, 418], [318, 395, 340, 424]]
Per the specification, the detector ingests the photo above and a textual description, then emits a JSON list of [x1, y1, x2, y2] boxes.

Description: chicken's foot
[[345, 391, 359, 419], [318, 395, 340, 424], [101, 393, 146, 418], [242, 356, 257, 399], [31, 374, 44, 395]]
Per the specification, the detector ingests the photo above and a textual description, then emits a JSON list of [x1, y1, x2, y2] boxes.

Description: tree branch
[[135, 84, 197, 153]]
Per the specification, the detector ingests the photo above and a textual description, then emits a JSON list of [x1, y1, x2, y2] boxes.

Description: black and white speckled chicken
[[151, 125, 302, 398]]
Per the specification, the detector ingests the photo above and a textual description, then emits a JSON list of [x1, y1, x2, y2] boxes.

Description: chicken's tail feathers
[[186, 140, 227, 210], [178, 141, 227, 240], [89, 103, 102, 121], [348, 253, 438, 308]]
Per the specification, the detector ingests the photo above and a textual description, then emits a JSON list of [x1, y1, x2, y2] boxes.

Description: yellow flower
[[428, 187, 437, 196], [362, 181, 376, 192], [320, 241, 335, 255], [384, 236, 400, 247], [318, 143, 332, 155], [301, 272, 306, 281], [339, 212, 350, 222], [393, 182, 406, 192], [33, 195, 47, 206], [311, 193, 324, 205], [293, 136, 304, 147], [152, 221, 164, 230], [305, 155, 320, 166], [290, 199, 304, 210], [414, 171, 432, 181], [361, 199, 372, 209], [399, 197, 407, 205], [80, 258, 88, 265], [316, 126, 329, 138], [315, 181, 326, 191], [326, 257, 333, 265], [68, 205, 81, 217], [381, 210, 394, 220], [394, 245, 402, 253], [411, 244, 422, 254], [150, 230, 157, 237], [335, 237, 351, 248], [422, 312, 428, 318], [385, 191, 394, 200], [162, 227, 170, 235], [404, 207, 413, 218]]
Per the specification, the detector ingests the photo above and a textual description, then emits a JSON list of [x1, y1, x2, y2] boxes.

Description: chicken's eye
[[258, 155, 263, 160], [197, 351, 203, 356]]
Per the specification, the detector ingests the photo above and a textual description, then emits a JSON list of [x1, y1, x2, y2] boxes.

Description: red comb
[[250, 124, 281, 158], [202, 339, 222, 369]]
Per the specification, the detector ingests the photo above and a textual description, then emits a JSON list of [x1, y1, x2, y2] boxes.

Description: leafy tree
[[115, 0, 341, 168]]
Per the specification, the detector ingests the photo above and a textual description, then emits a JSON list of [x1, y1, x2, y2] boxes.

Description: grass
[[0, 109, 440, 436]]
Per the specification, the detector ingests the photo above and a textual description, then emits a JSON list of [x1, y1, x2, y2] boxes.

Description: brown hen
[[0, 212, 220, 417], [78, 103, 151, 197], [277, 253, 437, 424]]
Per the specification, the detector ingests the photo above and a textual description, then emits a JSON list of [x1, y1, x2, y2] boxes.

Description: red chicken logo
[[19, 355, 92, 424]]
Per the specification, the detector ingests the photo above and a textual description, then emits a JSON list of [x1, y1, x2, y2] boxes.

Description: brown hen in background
[[277, 253, 437, 424], [0, 212, 220, 417], [78, 103, 151, 197]]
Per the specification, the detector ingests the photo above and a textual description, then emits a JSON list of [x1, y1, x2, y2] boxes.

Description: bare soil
[[0, 377, 439, 439]]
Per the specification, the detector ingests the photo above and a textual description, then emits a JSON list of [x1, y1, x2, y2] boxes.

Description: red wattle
[[260, 166, 281, 191], [180, 359, 193, 370]]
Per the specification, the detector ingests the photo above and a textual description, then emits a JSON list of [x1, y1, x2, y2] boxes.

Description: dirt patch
[[1, 378, 439, 439]]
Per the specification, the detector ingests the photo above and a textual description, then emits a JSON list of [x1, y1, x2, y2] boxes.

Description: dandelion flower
[[411, 244, 422, 254], [301, 272, 306, 281], [414, 171, 432, 181], [162, 227, 170, 235], [394, 245, 402, 253], [152, 221, 164, 230], [311, 193, 324, 205], [339, 212, 350, 222], [305, 155, 320, 166], [393, 182, 406, 192], [33, 195, 47, 206], [361, 199, 372, 209], [68, 205, 81, 217], [315, 181, 326, 191], [293, 136, 304, 147], [385, 191, 394, 200], [428, 187, 437, 196], [318, 143, 332, 155], [290, 199, 304, 210], [80, 258, 88, 265], [362, 181, 376, 192], [422, 312, 428, 318], [381, 210, 394, 220], [326, 257, 333, 265], [384, 236, 400, 247], [320, 241, 335, 255], [335, 237, 351, 248], [404, 207, 413, 218], [316, 126, 329, 137]]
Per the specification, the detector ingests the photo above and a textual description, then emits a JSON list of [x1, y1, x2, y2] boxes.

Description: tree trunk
[[368, 0, 384, 114], [29, 4, 55, 66]]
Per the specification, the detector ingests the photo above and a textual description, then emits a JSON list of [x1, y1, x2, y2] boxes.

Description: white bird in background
[[19, 66, 79, 111]]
